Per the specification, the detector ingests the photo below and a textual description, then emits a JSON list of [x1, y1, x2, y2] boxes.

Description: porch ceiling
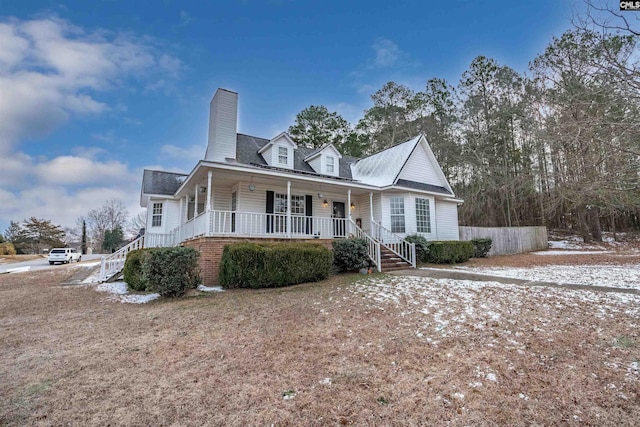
[[175, 163, 377, 198]]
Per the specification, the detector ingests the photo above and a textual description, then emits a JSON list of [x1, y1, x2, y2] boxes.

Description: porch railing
[[348, 219, 381, 272], [371, 220, 416, 268], [99, 235, 145, 282]]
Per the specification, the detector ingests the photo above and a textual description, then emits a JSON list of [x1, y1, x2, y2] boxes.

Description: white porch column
[[347, 189, 352, 222], [179, 197, 184, 224], [369, 192, 374, 224], [194, 185, 199, 216], [206, 171, 213, 236], [287, 180, 291, 237], [184, 196, 188, 221], [206, 171, 212, 212]]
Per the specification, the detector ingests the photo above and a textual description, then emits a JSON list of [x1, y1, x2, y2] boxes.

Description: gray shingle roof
[[395, 179, 452, 195], [142, 170, 188, 195], [235, 133, 357, 180]]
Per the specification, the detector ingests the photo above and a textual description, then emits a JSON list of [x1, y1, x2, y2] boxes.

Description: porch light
[[248, 184, 256, 192], [323, 199, 328, 208], [350, 203, 355, 211]]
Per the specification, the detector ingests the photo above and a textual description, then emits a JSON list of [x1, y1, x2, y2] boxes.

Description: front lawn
[[0, 266, 638, 425]]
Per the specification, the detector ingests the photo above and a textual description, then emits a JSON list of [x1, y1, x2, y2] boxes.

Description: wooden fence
[[459, 226, 548, 256]]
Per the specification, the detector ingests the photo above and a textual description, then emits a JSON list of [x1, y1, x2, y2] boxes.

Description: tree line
[[287, 9, 639, 242], [3, 199, 145, 254]]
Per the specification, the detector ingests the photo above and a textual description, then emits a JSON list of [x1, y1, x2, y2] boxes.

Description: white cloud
[[0, 183, 142, 233], [0, 16, 185, 233], [34, 156, 133, 185], [372, 38, 402, 68], [0, 16, 183, 153]]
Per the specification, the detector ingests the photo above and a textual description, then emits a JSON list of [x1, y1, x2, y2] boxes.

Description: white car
[[48, 248, 82, 265]]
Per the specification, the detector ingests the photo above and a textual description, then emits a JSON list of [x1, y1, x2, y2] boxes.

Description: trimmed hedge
[[219, 242, 333, 289], [471, 238, 492, 258], [123, 249, 149, 291], [332, 238, 369, 272], [404, 235, 430, 263], [143, 247, 200, 297], [425, 241, 474, 264]]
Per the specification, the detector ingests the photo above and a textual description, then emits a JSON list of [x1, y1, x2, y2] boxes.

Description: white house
[[101, 88, 462, 283]]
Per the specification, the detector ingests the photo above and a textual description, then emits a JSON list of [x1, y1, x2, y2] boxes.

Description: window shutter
[[266, 191, 274, 233], [305, 194, 313, 234]]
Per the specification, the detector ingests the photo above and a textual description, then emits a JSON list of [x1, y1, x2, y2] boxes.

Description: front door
[[332, 201, 346, 237]]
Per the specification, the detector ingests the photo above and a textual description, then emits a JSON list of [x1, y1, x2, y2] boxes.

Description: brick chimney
[[204, 88, 238, 162]]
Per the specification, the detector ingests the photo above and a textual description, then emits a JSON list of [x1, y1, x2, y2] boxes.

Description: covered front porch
[[145, 164, 378, 247]]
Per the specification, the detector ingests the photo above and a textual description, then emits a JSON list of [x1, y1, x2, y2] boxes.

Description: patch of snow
[[95, 281, 159, 304], [455, 264, 640, 290], [352, 275, 640, 363], [452, 392, 465, 400], [535, 250, 610, 255], [120, 293, 160, 304], [80, 261, 101, 267], [486, 373, 497, 382], [197, 285, 224, 292], [319, 378, 332, 386], [97, 282, 128, 294]]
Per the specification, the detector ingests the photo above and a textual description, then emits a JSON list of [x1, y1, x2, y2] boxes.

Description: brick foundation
[[182, 237, 334, 285]]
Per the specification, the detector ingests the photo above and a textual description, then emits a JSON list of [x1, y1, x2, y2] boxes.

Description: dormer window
[[278, 146, 288, 165], [326, 156, 335, 173]]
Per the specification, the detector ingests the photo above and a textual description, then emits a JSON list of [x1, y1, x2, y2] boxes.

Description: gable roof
[[236, 133, 357, 179], [304, 143, 343, 161], [257, 131, 298, 154], [350, 135, 421, 187]]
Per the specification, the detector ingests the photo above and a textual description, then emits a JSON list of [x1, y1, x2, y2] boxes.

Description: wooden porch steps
[[379, 246, 412, 272]]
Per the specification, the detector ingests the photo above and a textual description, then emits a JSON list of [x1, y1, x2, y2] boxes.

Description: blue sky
[[0, 0, 579, 234]]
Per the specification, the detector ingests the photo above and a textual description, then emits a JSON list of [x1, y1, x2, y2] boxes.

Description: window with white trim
[[278, 146, 288, 165], [152, 202, 163, 227], [390, 196, 405, 233], [275, 193, 305, 215], [416, 198, 431, 233], [326, 156, 335, 173], [274, 193, 305, 233]]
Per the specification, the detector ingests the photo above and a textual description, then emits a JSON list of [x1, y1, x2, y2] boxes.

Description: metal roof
[[350, 136, 421, 187]]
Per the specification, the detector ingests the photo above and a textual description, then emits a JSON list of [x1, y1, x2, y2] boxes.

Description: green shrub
[[332, 238, 369, 272], [123, 249, 150, 291], [425, 241, 474, 264], [0, 242, 16, 256], [404, 235, 429, 263], [471, 238, 492, 258], [219, 242, 333, 289], [142, 247, 200, 297]]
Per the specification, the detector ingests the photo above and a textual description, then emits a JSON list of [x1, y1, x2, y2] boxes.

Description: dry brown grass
[[1, 267, 639, 426]]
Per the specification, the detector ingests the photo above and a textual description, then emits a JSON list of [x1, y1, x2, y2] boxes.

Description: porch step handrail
[[99, 235, 145, 282], [348, 219, 381, 272], [371, 220, 416, 268]]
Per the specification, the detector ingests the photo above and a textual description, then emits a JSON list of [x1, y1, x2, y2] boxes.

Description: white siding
[[398, 142, 445, 187], [213, 185, 233, 211], [260, 145, 273, 166], [435, 200, 460, 240], [308, 156, 321, 174], [147, 198, 180, 234], [205, 89, 238, 162], [379, 192, 439, 240]]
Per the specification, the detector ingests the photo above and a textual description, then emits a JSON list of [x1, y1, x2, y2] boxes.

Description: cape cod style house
[[100, 88, 462, 284]]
